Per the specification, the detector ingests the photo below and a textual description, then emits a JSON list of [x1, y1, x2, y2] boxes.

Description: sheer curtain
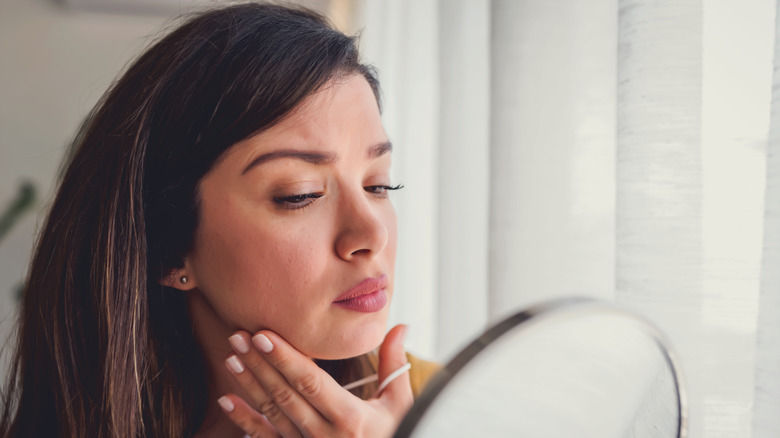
[[359, 0, 779, 436]]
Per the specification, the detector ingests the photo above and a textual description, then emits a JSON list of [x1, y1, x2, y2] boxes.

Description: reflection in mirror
[[397, 298, 687, 438]]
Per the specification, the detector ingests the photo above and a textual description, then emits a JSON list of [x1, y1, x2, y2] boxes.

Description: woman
[[0, 3, 437, 437]]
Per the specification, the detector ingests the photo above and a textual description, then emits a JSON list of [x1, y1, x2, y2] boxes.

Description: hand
[[219, 325, 414, 438]]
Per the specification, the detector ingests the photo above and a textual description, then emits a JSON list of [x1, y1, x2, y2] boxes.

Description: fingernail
[[228, 334, 250, 354], [218, 396, 235, 413], [226, 355, 245, 374], [252, 333, 274, 353], [400, 324, 408, 342]]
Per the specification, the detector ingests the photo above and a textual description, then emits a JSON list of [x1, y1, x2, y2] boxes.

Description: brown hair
[[0, 3, 380, 437]]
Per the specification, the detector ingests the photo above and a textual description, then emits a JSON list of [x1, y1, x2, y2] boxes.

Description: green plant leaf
[[0, 180, 37, 244]]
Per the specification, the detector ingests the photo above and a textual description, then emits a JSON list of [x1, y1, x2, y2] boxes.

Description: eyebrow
[[242, 150, 337, 175], [369, 141, 393, 158], [241, 141, 392, 175]]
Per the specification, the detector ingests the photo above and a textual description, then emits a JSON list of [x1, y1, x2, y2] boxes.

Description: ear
[[160, 268, 198, 291]]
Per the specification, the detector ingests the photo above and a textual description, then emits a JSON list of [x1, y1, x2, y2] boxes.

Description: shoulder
[[405, 352, 441, 399]]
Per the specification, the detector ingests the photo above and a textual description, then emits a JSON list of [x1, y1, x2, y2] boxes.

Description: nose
[[335, 190, 389, 261]]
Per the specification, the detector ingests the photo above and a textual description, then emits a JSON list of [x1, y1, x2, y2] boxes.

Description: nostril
[[350, 248, 371, 257]]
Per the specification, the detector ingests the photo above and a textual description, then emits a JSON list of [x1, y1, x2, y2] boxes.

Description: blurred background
[[2, 0, 780, 436]]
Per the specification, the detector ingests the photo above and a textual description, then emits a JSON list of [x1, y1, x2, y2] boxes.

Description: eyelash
[[365, 184, 404, 196], [273, 184, 404, 210]]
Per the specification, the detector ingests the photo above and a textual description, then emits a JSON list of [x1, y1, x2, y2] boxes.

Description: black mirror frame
[[394, 296, 688, 438]]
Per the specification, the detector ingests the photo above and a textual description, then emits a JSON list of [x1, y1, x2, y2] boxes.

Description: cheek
[[190, 211, 333, 329]]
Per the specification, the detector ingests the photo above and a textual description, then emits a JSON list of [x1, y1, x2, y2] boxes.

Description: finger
[[224, 353, 273, 416], [253, 331, 359, 426], [376, 325, 413, 414], [217, 394, 279, 438], [228, 333, 302, 437], [242, 331, 334, 437]]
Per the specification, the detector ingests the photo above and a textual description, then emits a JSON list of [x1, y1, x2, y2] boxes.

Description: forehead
[[222, 75, 385, 168]]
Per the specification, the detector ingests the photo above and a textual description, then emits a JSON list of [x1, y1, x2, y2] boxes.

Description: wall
[[0, 0, 172, 353]]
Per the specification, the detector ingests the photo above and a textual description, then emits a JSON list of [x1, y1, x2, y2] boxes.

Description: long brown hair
[[0, 3, 381, 437]]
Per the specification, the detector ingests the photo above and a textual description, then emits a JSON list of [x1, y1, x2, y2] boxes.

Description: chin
[[303, 321, 387, 360]]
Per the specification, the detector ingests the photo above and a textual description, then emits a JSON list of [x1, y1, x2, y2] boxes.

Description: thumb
[[376, 325, 413, 410]]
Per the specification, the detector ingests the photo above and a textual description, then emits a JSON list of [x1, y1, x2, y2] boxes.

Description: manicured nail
[[229, 334, 250, 354], [226, 355, 245, 374], [252, 333, 274, 353], [218, 396, 235, 413]]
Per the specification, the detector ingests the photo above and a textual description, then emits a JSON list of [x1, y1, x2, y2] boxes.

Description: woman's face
[[184, 74, 397, 360]]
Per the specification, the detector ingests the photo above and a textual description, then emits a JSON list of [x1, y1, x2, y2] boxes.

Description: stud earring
[[180, 276, 189, 284]]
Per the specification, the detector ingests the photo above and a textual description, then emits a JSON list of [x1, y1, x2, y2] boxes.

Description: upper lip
[[334, 274, 388, 302]]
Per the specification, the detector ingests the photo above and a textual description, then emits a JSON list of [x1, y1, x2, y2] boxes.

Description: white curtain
[[755, 1, 780, 437], [359, 0, 779, 437]]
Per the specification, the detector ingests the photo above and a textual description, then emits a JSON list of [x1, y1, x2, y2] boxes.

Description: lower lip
[[333, 289, 388, 313]]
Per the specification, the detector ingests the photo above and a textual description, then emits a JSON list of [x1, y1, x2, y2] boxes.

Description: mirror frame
[[394, 297, 688, 438]]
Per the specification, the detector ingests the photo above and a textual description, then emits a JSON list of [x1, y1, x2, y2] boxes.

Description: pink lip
[[333, 274, 388, 313]]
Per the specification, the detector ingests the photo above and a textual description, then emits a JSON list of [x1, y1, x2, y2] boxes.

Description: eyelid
[[273, 192, 324, 210], [271, 182, 402, 210]]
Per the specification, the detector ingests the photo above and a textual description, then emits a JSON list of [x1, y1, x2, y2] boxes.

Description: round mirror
[[396, 297, 687, 438]]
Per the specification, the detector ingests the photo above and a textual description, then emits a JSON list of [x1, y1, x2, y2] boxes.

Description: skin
[[163, 74, 412, 437]]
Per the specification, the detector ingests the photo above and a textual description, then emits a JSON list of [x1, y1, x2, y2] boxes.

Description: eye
[[273, 192, 324, 210], [365, 184, 404, 197]]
